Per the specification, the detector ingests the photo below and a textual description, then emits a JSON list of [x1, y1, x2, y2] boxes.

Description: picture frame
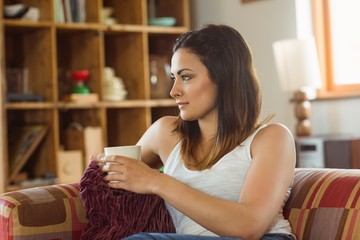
[[8, 125, 49, 183]]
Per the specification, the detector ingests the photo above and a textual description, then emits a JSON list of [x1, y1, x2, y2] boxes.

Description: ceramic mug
[[104, 145, 141, 183]]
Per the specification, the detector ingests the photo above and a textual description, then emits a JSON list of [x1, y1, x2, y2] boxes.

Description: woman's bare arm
[[136, 116, 179, 169]]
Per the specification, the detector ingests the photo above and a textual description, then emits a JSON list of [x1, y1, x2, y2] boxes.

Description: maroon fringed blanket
[[79, 160, 175, 240]]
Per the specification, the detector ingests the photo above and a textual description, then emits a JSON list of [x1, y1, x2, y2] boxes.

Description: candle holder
[[293, 90, 312, 136], [71, 70, 90, 94]]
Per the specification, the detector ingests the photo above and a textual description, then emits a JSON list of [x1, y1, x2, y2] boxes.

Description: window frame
[[312, 0, 360, 99]]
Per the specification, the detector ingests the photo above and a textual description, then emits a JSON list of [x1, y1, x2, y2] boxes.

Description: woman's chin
[[179, 114, 196, 122]]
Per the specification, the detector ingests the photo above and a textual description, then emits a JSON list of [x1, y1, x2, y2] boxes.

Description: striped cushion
[[0, 183, 88, 240], [284, 168, 360, 240]]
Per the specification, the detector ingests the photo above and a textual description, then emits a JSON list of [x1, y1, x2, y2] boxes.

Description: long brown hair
[[172, 24, 265, 170]]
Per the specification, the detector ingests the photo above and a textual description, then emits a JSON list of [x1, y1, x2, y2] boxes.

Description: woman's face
[[170, 48, 218, 121]]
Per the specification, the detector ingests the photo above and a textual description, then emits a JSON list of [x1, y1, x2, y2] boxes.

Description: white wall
[[190, 0, 360, 136]]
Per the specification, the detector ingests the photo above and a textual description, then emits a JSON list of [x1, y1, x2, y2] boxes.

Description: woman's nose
[[170, 79, 181, 99]]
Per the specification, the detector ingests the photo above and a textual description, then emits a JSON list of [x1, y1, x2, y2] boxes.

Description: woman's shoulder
[[152, 116, 178, 135], [249, 123, 296, 175], [137, 116, 179, 164], [252, 123, 295, 154], [248, 123, 294, 151], [155, 116, 178, 126], [151, 116, 180, 160], [154, 115, 178, 135], [144, 116, 178, 139], [257, 123, 294, 140], [242, 123, 293, 148]]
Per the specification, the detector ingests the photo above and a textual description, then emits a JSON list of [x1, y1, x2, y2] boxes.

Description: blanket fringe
[[79, 160, 175, 240]]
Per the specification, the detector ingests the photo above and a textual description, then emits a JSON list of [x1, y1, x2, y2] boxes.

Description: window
[[313, 0, 360, 98]]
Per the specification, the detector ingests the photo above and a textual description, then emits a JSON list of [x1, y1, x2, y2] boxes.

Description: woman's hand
[[100, 155, 163, 194], [89, 153, 104, 161]]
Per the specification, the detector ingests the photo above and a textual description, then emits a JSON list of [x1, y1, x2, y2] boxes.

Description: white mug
[[104, 145, 141, 183]]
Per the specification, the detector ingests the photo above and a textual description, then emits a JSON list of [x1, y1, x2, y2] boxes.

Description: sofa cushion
[[284, 168, 360, 240], [0, 183, 88, 240]]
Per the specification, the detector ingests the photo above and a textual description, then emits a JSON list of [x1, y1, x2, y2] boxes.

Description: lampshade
[[273, 37, 322, 94]]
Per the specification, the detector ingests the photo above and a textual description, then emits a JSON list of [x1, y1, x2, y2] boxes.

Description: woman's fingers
[[90, 152, 104, 163]]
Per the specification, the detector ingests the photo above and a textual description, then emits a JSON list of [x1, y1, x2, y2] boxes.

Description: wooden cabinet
[[295, 135, 360, 169], [0, 0, 190, 192]]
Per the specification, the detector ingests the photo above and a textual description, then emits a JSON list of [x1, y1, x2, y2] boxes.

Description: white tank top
[[163, 125, 293, 236]]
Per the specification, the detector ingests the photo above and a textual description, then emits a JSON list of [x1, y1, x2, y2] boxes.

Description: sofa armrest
[[284, 168, 360, 240], [0, 183, 88, 240]]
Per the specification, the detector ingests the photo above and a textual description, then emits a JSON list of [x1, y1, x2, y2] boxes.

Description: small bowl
[[148, 17, 176, 27]]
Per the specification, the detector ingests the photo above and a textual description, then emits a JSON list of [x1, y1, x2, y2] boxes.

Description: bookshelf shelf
[[0, 0, 190, 192], [6, 102, 55, 109]]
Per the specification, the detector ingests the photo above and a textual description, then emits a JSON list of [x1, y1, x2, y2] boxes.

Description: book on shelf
[[54, 0, 65, 22], [54, 0, 86, 23], [8, 124, 49, 183]]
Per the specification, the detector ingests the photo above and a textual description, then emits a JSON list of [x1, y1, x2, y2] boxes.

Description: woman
[[100, 24, 296, 240]]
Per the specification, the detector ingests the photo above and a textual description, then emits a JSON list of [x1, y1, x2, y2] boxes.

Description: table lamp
[[273, 37, 322, 136]]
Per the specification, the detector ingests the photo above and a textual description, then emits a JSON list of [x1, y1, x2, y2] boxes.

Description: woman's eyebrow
[[170, 68, 193, 76], [177, 68, 192, 75]]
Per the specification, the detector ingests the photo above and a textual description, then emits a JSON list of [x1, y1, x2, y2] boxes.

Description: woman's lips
[[176, 101, 188, 109]]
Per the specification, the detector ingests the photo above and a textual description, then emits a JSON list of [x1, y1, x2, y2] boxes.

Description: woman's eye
[[182, 75, 191, 81], [170, 74, 191, 81]]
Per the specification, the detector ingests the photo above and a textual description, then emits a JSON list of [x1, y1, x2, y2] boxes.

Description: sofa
[[0, 168, 359, 240]]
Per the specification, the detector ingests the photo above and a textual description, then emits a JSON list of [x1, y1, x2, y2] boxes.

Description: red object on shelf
[[71, 70, 89, 82]]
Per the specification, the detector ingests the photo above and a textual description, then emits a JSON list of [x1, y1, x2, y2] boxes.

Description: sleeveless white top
[[163, 125, 293, 236]]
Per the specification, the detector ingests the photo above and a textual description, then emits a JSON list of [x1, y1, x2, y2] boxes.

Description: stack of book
[[54, 0, 86, 23]]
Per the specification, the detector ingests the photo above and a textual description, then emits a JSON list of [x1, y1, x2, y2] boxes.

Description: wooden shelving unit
[[0, 0, 190, 192]]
